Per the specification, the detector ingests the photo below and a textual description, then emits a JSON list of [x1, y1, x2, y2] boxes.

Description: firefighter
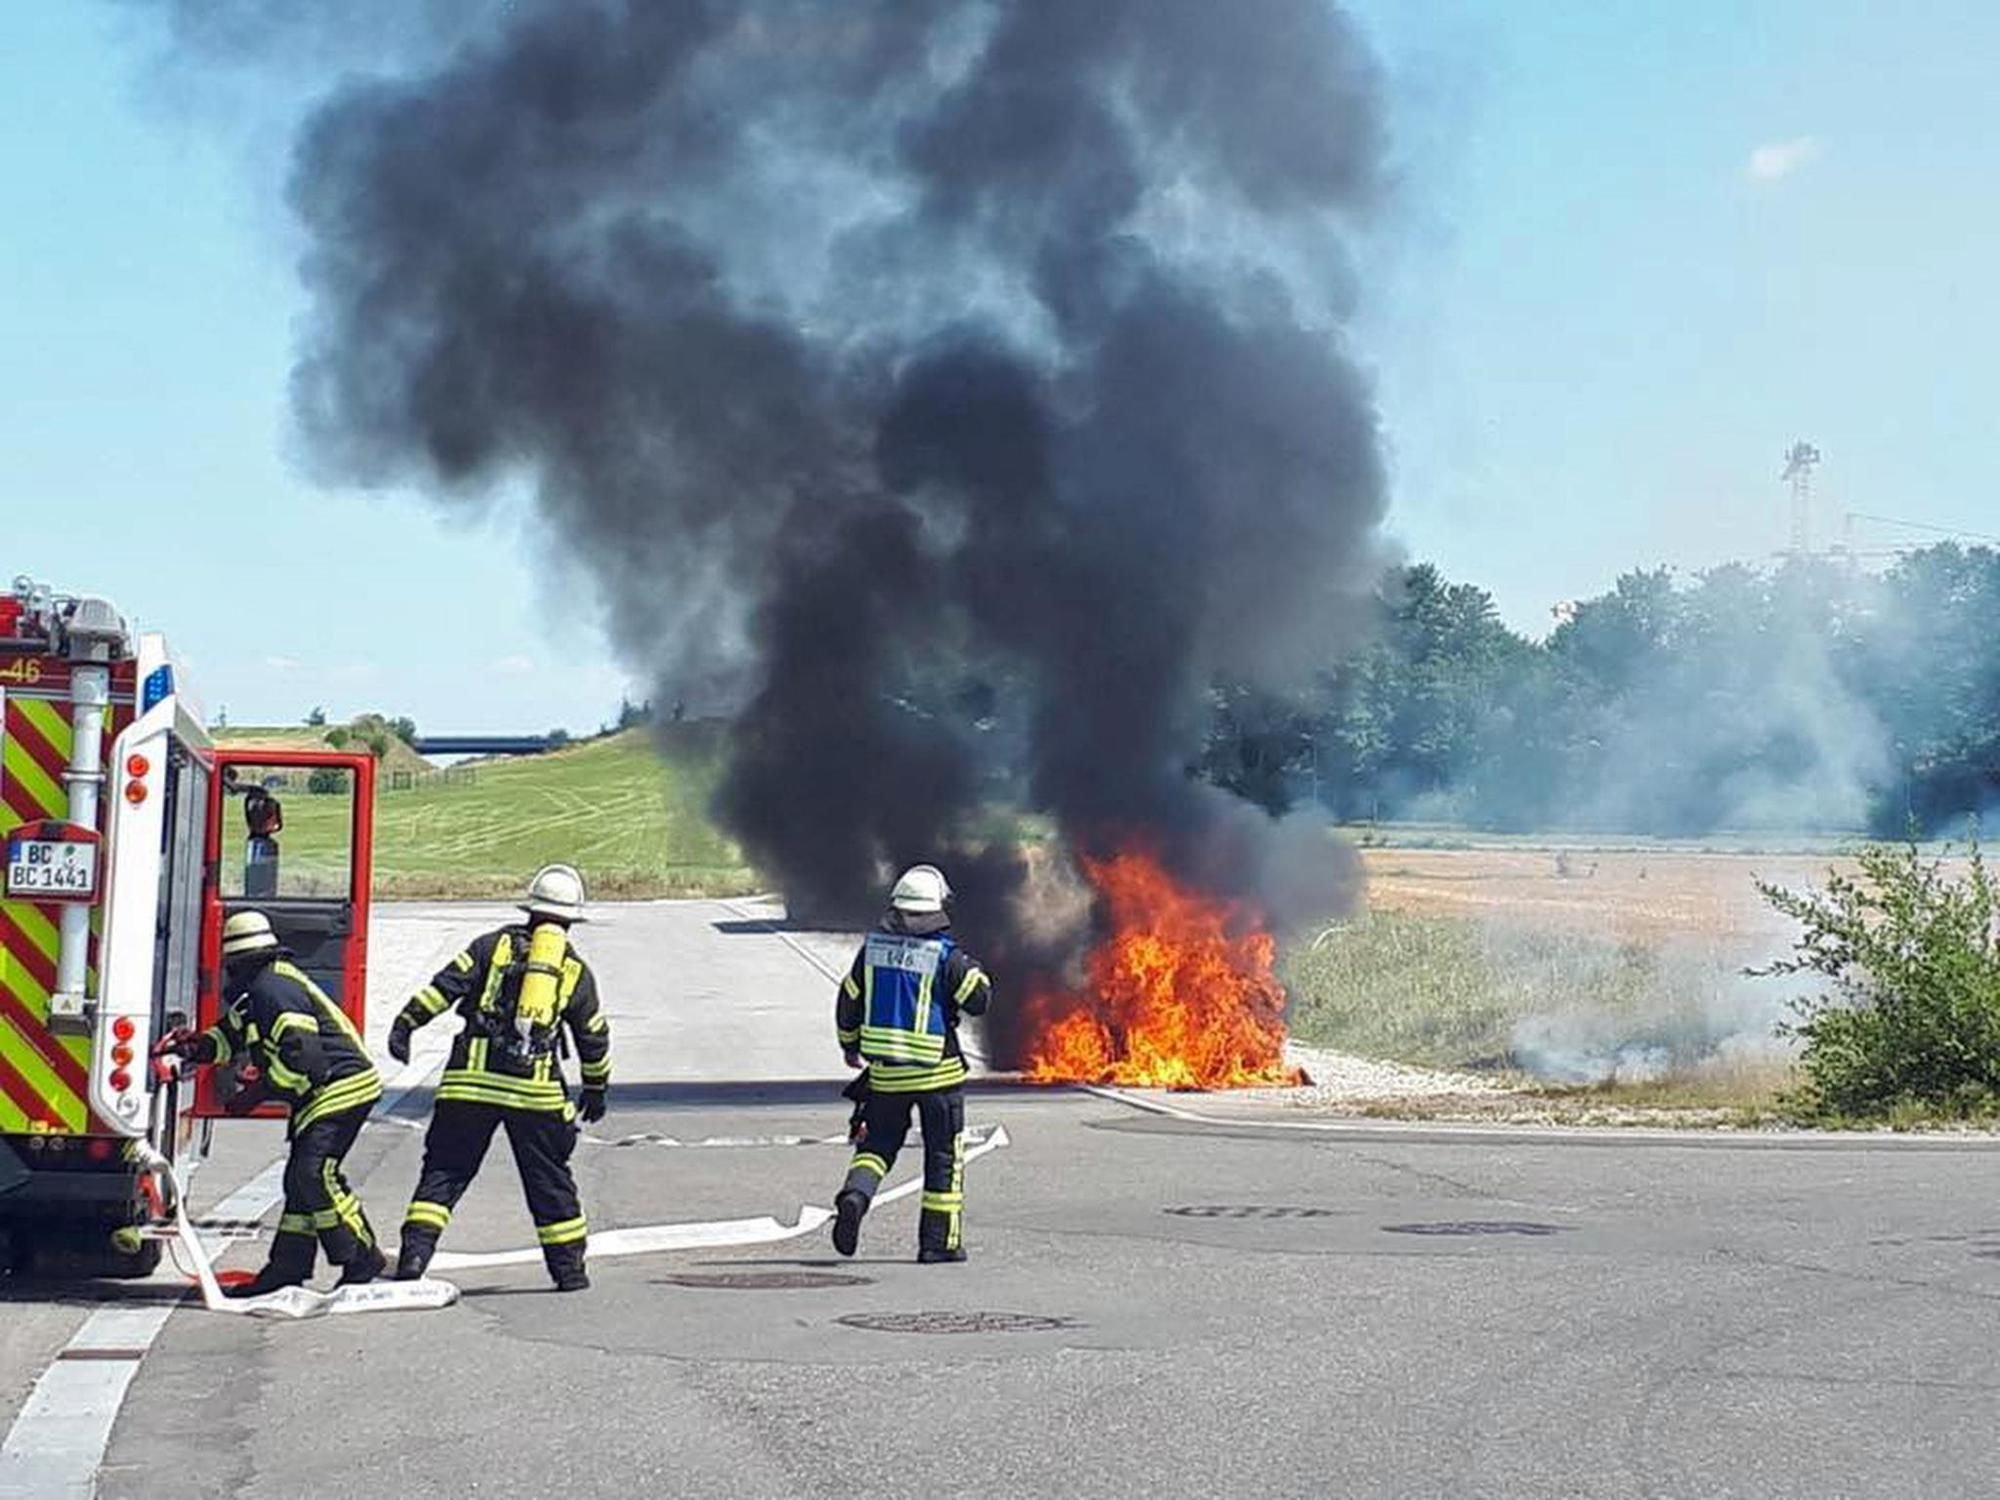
[[386, 864, 610, 1292], [831, 864, 991, 1264], [155, 911, 385, 1296]]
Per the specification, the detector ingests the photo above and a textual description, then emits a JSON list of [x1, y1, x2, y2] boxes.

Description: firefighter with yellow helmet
[[387, 864, 611, 1291], [154, 910, 385, 1296], [831, 863, 992, 1263]]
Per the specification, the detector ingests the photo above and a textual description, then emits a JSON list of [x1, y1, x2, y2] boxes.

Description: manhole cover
[[836, 1310, 1077, 1335], [1381, 1220, 1569, 1237], [1165, 1205, 1340, 1220], [660, 1271, 874, 1290]]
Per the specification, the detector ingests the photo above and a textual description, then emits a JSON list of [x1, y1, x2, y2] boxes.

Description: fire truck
[[0, 577, 375, 1277]]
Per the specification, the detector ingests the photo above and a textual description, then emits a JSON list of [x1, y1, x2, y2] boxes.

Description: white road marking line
[[382, 1120, 852, 1152], [0, 1042, 452, 1499], [0, 1160, 283, 1500], [714, 897, 847, 983], [429, 1122, 1011, 1271], [380, 1114, 855, 1150], [1081, 1083, 2000, 1148], [581, 1132, 854, 1149]]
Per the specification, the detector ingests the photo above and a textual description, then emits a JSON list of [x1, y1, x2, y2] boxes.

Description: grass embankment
[[217, 727, 759, 901], [1281, 906, 1796, 1125]]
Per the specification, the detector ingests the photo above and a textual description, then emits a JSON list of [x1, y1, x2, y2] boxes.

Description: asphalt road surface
[[6, 899, 2000, 1499]]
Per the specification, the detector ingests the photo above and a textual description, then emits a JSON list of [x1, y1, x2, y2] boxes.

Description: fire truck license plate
[[5, 837, 98, 900]]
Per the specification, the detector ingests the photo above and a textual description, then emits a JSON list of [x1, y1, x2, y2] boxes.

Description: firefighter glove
[[578, 1087, 608, 1123], [387, 1021, 412, 1064], [153, 1028, 214, 1064]]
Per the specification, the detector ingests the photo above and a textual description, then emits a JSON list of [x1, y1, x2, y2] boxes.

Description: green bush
[[1755, 841, 2000, 1121]]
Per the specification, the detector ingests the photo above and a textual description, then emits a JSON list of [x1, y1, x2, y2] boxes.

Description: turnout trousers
[[397, 1100, 587, 1284], [268, 1103, 378, 1279], [839, 1087, 966, 1254]]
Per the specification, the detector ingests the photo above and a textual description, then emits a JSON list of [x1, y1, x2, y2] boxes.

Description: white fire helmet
[[221, 910, 280, 958], [889, 864, 952, 915], [522, 863, 589, 924]]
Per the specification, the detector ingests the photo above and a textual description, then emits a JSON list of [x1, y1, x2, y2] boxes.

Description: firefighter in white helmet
[[831, 863, 992, 1263], [155, 910, 385, 1295], [386, 864, 612, 1291]]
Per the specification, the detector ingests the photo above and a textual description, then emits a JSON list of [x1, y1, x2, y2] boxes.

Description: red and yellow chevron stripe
[[0, 691, 113, 1133]]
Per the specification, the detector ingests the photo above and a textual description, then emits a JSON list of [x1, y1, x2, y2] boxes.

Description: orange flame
[[1024, 850, 1300, 1090]]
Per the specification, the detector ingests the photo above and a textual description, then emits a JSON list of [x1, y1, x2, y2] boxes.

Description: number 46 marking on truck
[[0, 659, 43, 685]]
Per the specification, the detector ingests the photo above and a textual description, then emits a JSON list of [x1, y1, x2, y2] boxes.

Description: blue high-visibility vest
[[858, 931, 955, 1066]]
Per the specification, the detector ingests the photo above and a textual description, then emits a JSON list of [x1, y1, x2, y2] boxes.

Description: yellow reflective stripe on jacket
[[268, 1011, 315, 1039], [265, 1054, 313, 1096], [954, 968, 990, 1004], [273, 960, 368, 1053], [294, 1070, 382, 1131], [580, 1058, 611, 1085], [435, 1071, 572, 1114], [412, 984, 451, 1018], [201, 1024, 234, 1067], [865, 1056, 968, 1093], [913, 964, 935, 1043], [858, 1025, 945, 1064]]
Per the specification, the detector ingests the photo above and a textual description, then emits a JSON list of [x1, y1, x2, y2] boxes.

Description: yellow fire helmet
[[521, 864, 588, 924], [221, 909, 280, 958]]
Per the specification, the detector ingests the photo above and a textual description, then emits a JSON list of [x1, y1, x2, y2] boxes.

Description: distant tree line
[[1198, 544, 2000, 837]]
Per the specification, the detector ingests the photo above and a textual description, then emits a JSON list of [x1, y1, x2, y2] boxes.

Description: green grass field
[[214, 727, 759, 901], [1280, 909, 1798, 1121]]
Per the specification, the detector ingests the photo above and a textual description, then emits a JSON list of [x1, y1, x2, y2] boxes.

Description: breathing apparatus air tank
[[515, 921, 568, 1050]]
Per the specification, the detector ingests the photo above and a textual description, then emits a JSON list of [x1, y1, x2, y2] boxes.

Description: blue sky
[[4, 2, 1995, 731]]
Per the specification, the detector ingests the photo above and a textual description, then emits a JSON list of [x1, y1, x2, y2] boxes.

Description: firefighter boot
[[918, 1246, 968, 1264], [545, 1241, 590, 1293], [225, 1230, 317, 1299], [337, 1244, 388, 1287], [832, 1190, 867, 1258], [395, 1228, 438, 1282]]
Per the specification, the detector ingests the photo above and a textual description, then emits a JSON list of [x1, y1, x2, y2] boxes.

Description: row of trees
[[1202, 543, 2000, 836]]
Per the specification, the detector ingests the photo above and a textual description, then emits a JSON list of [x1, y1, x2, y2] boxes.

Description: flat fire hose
[[167, 1170, 459, 1320], [428, 1121, 1010, 1272]]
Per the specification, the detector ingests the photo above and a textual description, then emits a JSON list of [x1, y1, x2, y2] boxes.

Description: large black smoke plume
[[163, 1, 1396, 1054]]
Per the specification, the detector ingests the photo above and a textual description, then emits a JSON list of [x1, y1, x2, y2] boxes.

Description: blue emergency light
[[142, 664, 174, 712]]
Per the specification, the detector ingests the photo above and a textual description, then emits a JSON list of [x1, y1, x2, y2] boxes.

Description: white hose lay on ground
[[429, 1121, 1012, 1272], [166, 1169, 460, 1320]]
